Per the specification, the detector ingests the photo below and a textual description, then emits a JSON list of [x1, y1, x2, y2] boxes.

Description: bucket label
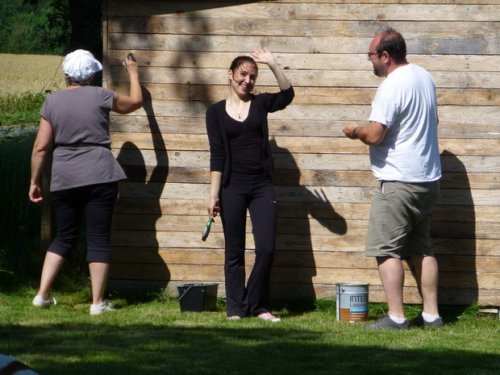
[[336, 283, 369, 323], [340, 308, 367, 322]]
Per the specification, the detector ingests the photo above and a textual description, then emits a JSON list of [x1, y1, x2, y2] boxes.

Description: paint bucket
[[336, 283, 369, 322]]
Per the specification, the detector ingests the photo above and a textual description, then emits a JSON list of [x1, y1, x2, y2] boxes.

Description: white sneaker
[[257, 312, 281, 323], [90, 300, 115, 316], [32, 295, 57, 308]]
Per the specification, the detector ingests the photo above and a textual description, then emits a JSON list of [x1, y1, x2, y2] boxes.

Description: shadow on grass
[[1, 323, 498, 375]]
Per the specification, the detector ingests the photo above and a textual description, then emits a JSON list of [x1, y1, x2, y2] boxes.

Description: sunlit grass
[[0, 288, 498, 375], [0, 92, 45, 125], [0, 53, 66, 125]]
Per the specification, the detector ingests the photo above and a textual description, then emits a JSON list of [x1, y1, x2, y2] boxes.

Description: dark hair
[[376, 28, 407, 64], [229, 56, 258, 75]]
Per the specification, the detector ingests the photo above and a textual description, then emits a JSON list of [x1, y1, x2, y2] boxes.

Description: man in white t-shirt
[[343, 28, 443, 329]]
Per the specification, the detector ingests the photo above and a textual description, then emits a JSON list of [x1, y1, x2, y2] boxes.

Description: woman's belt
[[55, 143, 110, 149]]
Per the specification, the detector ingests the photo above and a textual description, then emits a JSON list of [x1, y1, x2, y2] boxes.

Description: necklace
[[227, 98, 249, 120]]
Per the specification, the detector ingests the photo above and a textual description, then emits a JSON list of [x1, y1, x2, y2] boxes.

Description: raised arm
[[113, 54, 143, 114], [251, 48, 291, 91]]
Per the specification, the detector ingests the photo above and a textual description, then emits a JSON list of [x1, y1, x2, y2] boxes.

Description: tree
[[41, 0, 72, 55], [0, 0, 102, 57], [67, 0, 103, 60]]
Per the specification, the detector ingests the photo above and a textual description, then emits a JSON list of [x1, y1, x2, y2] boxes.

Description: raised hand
[[251, 48, 276, 67], [251, 48, 291, 90], [312, 188, 329, 204], [123, 52, 138, 76]]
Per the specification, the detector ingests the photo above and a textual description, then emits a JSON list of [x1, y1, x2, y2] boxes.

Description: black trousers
[[220, 176, 277, 317], [49, 182, 119, 263]]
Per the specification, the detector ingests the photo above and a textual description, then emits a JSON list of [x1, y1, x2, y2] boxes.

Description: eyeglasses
[[367, 52, 379, 58]]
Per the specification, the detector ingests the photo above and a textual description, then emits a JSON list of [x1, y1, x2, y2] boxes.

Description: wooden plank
[[107, 65, 500, 89], [111, 230, 499, 257], [112, 135, 500, 156], [110, 115, 500, 140], [106, 101, 500, 126], [111, 198, 363, 220], [269, 284, 498, 306], [111, 247, 499, 274], [111, 132, 500, 156], [108, 262, 499, 291], [112, 210, 500, 240], [105, 279, 498, 306], [112, 215, 353, 237], [115, 198, 365, 217], [108, 32, 499, 56], [112, 149, 500, 174], [116, 165, 499, 190], [115, 181, 500, 205], [106, 82, 500, 106], [275, 0, 500, 4], [114, 180, 500, 209], [278, 0, 500, 4], [106, 1, 500, 22], [104, 279, 498, 306], [106, 50, 500, 72], [433, 204, 500, 223], [114, 198, 499, 227], [108, 17, 500, 41]]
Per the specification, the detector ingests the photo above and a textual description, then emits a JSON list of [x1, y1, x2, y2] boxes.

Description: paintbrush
[[201, 216, 214, 241]]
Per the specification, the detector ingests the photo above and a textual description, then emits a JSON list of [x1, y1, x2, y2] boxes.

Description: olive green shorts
[[365, 180, 440, 259]]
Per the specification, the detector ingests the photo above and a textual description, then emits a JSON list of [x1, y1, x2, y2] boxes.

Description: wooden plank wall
[[102, 0, 500, 306]]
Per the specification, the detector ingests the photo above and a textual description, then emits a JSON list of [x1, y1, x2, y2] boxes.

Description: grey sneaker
[[90, 300, 115, 316], [365, 316, 409, 330], [32, 295, 57, 308], [411, 314, 444, 328]]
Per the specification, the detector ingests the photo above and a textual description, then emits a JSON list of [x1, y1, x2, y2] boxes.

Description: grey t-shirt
[[40, 86, 126, 191]]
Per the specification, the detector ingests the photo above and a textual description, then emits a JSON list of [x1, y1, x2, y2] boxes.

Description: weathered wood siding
[[103, 0, 500, 306]]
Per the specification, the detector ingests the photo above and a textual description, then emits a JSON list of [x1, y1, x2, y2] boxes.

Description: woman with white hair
[[29, 49, 142, 315]]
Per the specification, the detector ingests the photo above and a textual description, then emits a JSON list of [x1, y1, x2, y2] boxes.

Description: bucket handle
[[178, 285, 194, 302]]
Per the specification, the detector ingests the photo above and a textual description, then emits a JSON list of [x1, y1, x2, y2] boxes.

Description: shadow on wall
[[439, 150, 477, 313], [171, 11, 215, 106], [408, 149, 477, 319], [271, 138, 347, 310], [112, 87, 170, 293]]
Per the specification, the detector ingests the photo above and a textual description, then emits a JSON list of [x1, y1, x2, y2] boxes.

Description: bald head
[[373, 28, 407, 64]]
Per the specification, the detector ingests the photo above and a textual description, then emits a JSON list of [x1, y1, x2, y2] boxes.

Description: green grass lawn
[[0, 288, 498, 375]]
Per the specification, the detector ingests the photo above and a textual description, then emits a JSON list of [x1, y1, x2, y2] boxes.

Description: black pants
[[49, 182, 119, 263], [220, 176, 277, 317]]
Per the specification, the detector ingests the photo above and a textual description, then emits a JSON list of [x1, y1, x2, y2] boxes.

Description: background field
[[0, 53, 68, 286], [0, 53, 66, 96]]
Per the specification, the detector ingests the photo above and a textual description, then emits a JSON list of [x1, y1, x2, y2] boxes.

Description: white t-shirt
[[369, 63, 441, 182]]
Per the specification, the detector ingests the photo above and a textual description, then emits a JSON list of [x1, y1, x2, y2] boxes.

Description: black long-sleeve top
[[206, 86, 294, 187]]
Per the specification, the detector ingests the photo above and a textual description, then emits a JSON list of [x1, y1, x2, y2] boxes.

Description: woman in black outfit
[[206, 49, 294, 321]]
